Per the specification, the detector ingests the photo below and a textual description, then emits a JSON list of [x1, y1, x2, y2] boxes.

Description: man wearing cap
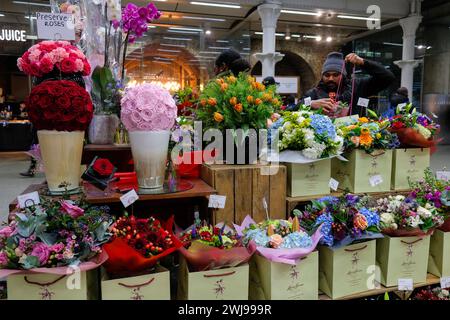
[[303, 52, 395, 116], [262, 76, 279, 87]]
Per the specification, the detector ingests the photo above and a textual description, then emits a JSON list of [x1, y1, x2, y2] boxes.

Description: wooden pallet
[[201, 163, 286, 225]]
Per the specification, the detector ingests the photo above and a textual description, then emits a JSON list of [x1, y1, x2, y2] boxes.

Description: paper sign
[[369, 175, 383, 187], [208, 195, 226, 209], [436, 171, 450, 181], [397, 103, 407, 111], [398, 278, 413, 291], [17, 191, 40, 208], [304, 97, 312, 106], [120, 189, 139, 208], [440, 276, 450, 289], [357, 97, 370, 108], [36, 12, 75, 40], [329, 178, 339, 191]]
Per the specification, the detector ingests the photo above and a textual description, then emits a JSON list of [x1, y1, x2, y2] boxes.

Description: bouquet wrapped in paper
[[0, 198, 113, 278], [234, 215, 322, 265], [300, 194, 383, 248], [102, 215, 182, 276], [177, 221, 256, 271]]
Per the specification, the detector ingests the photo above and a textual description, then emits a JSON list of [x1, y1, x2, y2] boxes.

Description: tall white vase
[[128, 130, 170, 189], [37, 130, 84, 194]]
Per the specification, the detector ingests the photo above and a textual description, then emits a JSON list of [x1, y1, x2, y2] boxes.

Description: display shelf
[[319, 273, 440, 300]]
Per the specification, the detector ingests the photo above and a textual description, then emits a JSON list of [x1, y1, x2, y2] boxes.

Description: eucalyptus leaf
[[22, 255, 40, 269]]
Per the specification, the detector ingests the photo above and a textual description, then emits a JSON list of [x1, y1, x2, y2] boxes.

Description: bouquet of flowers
[[271, 110, 344, 161], [373, 195, 445, 237], [0, 198, 112, 277], [177, 220, 256, 271], [174, 87, 199, 116], [337, 116, 400, 154], [414, 286, 450, 300], [233, 215, 321, 265], [27, 80, 93, 131], [103, 215, 182, 275], [299, 194, 382, 247], [195, 73, 282, 131], [17, 40, 90, 78], [389, 103, 440, 150]]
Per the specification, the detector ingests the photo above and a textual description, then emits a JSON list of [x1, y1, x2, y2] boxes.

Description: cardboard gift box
[[249, 251, 318, 300], [285, 160, 331, 197], [319, 240, 376, 299], [101, 265, 170, 300], [177, 255, 249, 300], [332, 149, 393, 193], [391, 148, 430, 190], [376, 235, 430, 287], [428, 230, 450, 278], [7, 269, 99, 300]]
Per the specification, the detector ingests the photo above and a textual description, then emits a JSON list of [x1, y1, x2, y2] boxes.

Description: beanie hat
[[322, 52, 346, 76]]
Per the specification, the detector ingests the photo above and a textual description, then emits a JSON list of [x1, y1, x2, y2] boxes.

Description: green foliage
[[91, 66, 122, 116]]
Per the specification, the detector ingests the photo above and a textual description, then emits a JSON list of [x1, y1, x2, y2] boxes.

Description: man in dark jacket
[[303, 52, 395, 116]]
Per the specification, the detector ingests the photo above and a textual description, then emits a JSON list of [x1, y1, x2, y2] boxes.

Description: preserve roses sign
[[36, 12, 75, 41], [0, 29, 26, 42]]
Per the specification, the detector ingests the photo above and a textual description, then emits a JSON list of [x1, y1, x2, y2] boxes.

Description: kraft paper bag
[[285, 160, 331, 197], [391, 148, 430, 190], [376, 235, 430, 287], [428, 230, 450, 278], [101, 265, 170, 300], [319, 240, 376, 299], [177, 255, 249, 300], [249, 252, 318, 300], [332, 149, 393, 193], [7, 269, 98, 300]]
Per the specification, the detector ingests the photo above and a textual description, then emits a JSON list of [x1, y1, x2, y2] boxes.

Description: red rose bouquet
[[17, 40, 91, 77], [27, 80, 93, 131]]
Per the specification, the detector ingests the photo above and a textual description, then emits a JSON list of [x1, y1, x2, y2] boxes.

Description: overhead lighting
[[316, 36, 322, 41], [157, 48, 181, 53], [147, 26, 157, 28], [216, 40, 229, 43], [303, 35, 321, 40], [163, 36, 192, 41], [168, 30, 200, 35], [326, 36, 332, 42], [199, 51, 222, 54], [205, 30, 211, 35], [154, 57, 174, 61], [243, 48, 250, 51], [285, 27, 291, 40], [169, 27, 203, 32], [427, 46, 432, 50], [182, 15, 226, 22], [160, 43, 186, 48], [13, 1, 51, 7], [417, 45, 424, 49], [281, 9, 321, 16], [254, 32, 285, 37], [291, 34, 301, 38], [208, 46, 229, 50], [0, 14, 4, 17], [25, 15, 37, 20], [382, 42, 402, 47], [242, 34, 250, 37], [337, 15, 380, 21], [190, 1, 241, 9]]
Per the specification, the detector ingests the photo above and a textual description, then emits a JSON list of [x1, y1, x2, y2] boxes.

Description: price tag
[[120, 189, 139, 208], [397, 103, 407, 111], [357, 97, 370, 108], [304, 97, 312, 106], [436, 171, 450, 181], [369, 175, 383, 187], [329, 178, 339, 191], [208, 195, 226, 209], [440, 276, 450, 289], [398, 278, 413, 291], [17, 191, 40, 208]]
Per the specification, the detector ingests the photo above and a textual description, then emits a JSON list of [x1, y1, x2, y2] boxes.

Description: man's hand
[[310, 98, 337, 115], [345, 53, 364, 66]]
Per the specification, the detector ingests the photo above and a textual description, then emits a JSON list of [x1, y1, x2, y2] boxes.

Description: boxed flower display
[[176, 221, 255, 300], [332, 116, 399, 193], [101, 215, 181, 300], [270, 110, 343, 197], [235, 215, 321, 300], [0, 198, 112, 300], [373, 195, 443, 286], [300, 194, 382, 299]]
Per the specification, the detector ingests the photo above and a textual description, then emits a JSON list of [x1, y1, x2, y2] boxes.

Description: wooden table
[[9, 179, 216, 228], [82, 144, 133, 172]]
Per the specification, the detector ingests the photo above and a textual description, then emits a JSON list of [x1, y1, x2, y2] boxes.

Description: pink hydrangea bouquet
[[120, 83, 177, 131], [17, 40, 91, 77]]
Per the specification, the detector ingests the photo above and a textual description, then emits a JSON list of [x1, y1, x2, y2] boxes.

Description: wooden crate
[[201, 163, 286, 224]]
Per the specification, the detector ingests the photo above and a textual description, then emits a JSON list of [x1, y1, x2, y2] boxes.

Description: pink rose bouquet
[[120, 83, 177, 131]]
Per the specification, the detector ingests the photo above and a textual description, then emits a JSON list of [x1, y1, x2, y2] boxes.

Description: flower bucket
[[129, 130, 170, 189], [88, 114, 119, 145], [37, 130, 84, 194]]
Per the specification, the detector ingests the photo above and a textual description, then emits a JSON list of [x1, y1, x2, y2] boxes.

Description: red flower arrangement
[[92, 158, 115, 176], [17, 40, 91, 77], [103, 215, 182, 275], [27, 80, 93, 131]]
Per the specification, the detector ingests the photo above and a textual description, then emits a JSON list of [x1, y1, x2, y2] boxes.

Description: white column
[[254, 1, 284, 79], [394, 14, 422, 101]]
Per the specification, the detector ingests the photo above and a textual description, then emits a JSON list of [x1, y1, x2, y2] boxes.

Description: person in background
[[303, 52, 395, 116], [284, 95, 298, 111], [262, 76, 279, 87], [383, 87, 410, 118], [214, 49, 250, 76]]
